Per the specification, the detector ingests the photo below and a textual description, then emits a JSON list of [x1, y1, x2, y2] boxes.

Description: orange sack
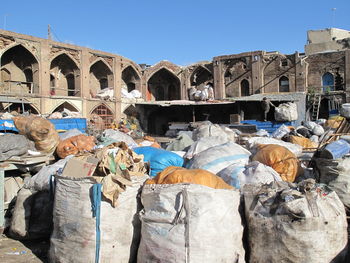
[[287, 136, 318, 149], [146, 166, 233, 190], [13, 116, 60, 153], [56, 135, 96, 158], [252, 144, 299, 182]]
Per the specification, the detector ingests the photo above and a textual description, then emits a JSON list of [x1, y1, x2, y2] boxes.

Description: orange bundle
[[146, 166, 233, 190], [56, 135, 96, 158], [252, 144, 299, 182]]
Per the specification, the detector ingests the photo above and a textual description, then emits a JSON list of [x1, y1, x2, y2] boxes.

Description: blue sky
[[1, 0, 350, 65]]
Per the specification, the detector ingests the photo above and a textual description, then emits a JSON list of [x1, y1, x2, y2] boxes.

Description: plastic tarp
[[101, 129, 137, 148], [166, 132, 194, 152], [243, 180, 348, 263], [186, 142, 251, 174], [138, 183, 245, 263], [133, 147, 184, 177], [192, 123, 236, 142], [49, 175, 148, 263]]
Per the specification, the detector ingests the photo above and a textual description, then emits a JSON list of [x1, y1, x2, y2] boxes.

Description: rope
[[91, 183, 102, 263]]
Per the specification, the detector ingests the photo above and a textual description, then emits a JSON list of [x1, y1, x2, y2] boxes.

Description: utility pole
[[48, 24, 52, 40], [331, 8, 336, 28]]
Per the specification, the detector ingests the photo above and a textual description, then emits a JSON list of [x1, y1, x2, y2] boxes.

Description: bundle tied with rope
[[94, 141, 147, 207]]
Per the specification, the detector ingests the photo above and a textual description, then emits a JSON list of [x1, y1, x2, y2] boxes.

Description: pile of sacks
[[5, 119, 350, 263]]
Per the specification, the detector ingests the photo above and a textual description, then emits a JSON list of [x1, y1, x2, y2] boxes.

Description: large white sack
[[49, 175, 147, 263], [243, 180, 347, 263], [102, 129, 137, 147], [186, 142, 251, 174], [315, 157, 350, 209], [241, 161, 282, 185], [138, 183, 245, 263], [312, 124, 324, 136], [271, 124, 290, 139], [274, 102, 298, 121], [25, 156, 73, 192], [193, 123, 236, 142], [184, 136, 228, 159], [217, 161, 282, 189], [246, 137, 303, 156]]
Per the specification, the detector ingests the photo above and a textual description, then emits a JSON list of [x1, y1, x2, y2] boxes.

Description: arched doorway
[[279, 76, 290, 92], [51, 101, 80, 113], [147, 68, 181, 101], [240, 79, 250, 96], [90, 104, 114, 130], [50, 53, 80, 97], [190, 66, 213, 91], [4, 103, 39, 115], [0, 45, 39, 94], [322, 72, 334, 92], [122, 66, 141, 93], [89, 60, 113, 97]]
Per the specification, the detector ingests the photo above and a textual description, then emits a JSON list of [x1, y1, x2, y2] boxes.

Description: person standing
[[261, 97, 275, 121]]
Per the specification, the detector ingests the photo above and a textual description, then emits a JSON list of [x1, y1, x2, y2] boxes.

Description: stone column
[[251, 54, 262, 94], [295, 52, 308, 92], [114, 57, 122, 121], [39, 39, 51, 114], [345, 50, 350, 102], [213, 59, 224, 99]]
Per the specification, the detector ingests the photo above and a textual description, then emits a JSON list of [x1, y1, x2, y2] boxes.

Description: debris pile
[[2, 113, 350, 262]]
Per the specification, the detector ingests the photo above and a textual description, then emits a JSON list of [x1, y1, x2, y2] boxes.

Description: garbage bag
[[9, 188, 53, 240], [58, 128, 83, 140], [315, 157, 350, 208], [274, 102, 298, 121], [271, 124, 290, 139], [0, 134, 31, 161], [184, 136, 228, 160], [56, 135, 95, 159], [166, 133, 194, 151], [243, 180, 347, 263], [101, 129, 137, 147], [286, 135, 318, 149], [13, 116, 60, 153], [133, 147, 184, 177], [312, 124, 324, 136], [146, 166, 233, 189], [193, 122, 236, 142], [138, 183, 245, 263], [246, 137, 303, 156], [186, 142, 251, 174], [296, 127, 312, 138], [50, 175, 147, 263], [252, 144, 299, 182]]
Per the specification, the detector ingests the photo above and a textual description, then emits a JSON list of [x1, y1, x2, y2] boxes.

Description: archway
[[50, 53, 80, 96], [322, 72, 334, 92], [122, 66, 141, 92], [279, 76, 290, 92], [0, 44, 39, 94], [4, 103, 39, 115], [190, 66, 213, 91], [89, 60, 113, 97], [90, 104, 114, 130], [51, 101, 80, 113], [240, 79, 250, 96], [147, 68, 181, 101]]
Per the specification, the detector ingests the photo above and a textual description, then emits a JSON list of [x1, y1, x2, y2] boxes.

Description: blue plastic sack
[[133, 147, 184, 177]]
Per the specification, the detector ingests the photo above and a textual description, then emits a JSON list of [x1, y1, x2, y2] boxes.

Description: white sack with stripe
[[185, 142, 251, 175]]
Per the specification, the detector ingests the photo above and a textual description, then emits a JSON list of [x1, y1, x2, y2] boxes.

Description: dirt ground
[[0, 235, 49, 263]]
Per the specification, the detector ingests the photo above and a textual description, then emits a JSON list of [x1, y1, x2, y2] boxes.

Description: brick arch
[[50, 51, 80, 69], [50, 101, 80, 114], [122, 61, 143, 77], [144, 61, 181, 82], [0, 43, 40, 62], [90, 103, 115, 130], [89, 57, 113, 73]]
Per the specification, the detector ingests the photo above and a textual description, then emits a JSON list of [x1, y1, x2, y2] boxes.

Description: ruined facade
[[1, 28, 350, 132]]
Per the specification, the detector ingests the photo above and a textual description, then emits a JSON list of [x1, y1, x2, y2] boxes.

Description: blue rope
[[91, 184, 102, 263]]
